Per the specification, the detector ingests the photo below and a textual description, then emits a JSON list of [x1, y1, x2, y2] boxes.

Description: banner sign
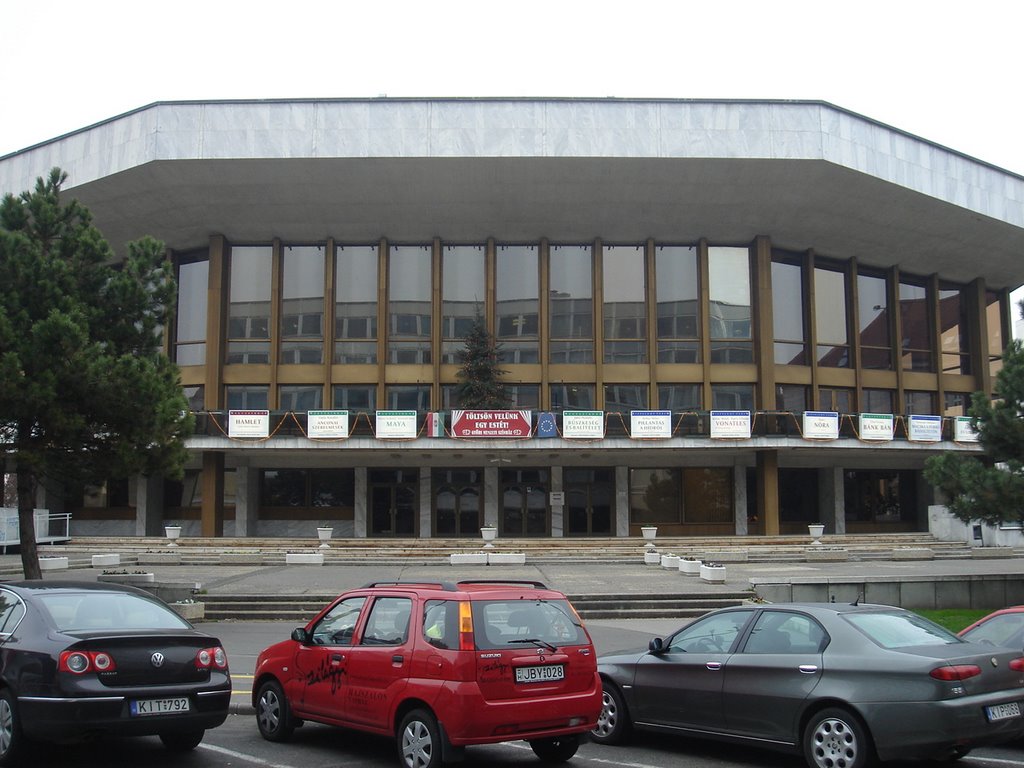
[[228, 409, 270, 438], [426, 412, 445, 437], [451, 410, 532, 438], [630, 410, 672, 438], [375, 410, 418, 439], [802, 411, 839, 440], [562, 410, 605, 439], [859, 413, 894, 441], [908, 414, 942, 442], [307, 410, 349, 439], [710, 410, 751, 439], [535, 412, 558, 438], [955, 416, 980, 442]]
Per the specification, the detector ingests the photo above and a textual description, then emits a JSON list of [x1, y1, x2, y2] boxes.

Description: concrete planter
[[971, 547, 1015, 559], [98, 572, 155, 585], [449, 552, 488, 565], [91, 554, 120, 568], [39, 556, 69, 571], [480, 527, 498, 549], [488, 552, 526, 565], [643, 551, 661, 565], [892, 547, 934, 561], [164, 526, 182, 547], [170, 602, 205, 621], [317, 527, 333, 549], [806, 548, 849, 562], [700, 564, 727, 583], [286, 552, 324, 565], [641, 526, 658, 550], [219, 552, 265, 565], [138, 552, 181, 566], [679, 558, 702, 575], [661, 554, 681, 570]]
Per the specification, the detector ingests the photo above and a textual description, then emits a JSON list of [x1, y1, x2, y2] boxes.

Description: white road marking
[[503, 740, 670, 768], [199, 742, 301, 768]]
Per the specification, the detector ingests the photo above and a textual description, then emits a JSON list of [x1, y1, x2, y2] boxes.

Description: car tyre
[[0, 689, 25, 767], [529, 734, 580, 763], [803, 707, 874, 768], [159, 730, 204, 752], [398, 708, 441, 768], [256, 680, 295, 742], [591, 682, 631, 745]]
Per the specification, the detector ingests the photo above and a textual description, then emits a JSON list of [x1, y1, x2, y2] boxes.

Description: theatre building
[[2, 98, 1022, 541]]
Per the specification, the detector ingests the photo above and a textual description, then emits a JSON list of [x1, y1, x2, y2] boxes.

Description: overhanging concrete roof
[[2, 98, 1023, 290]]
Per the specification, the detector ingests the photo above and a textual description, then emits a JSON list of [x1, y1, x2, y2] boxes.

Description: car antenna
[[851, 592, 863, 606]]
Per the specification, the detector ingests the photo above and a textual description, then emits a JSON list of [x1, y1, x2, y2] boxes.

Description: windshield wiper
[[509, 638, 558, 652]]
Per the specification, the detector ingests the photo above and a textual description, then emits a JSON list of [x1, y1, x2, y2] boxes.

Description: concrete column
[[734, 465, 748, 535], [757, 451, 780, 535], [818, 466, 846, 534], [484, 467, 499, 528], [550, 466, 564, 537], [233, 465, 259, 537], [135, 474, 165, 537], [419, 467, 431, 538], [200, 452, 225, 537], [615, 466, 630, 537], [354, 467, 367, 537]]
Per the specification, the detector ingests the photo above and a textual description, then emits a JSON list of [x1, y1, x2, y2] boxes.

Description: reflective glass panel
[[335, 245, 379, 356], [442, 245, 485, 351], [858, 272, 891, 370], [899, 280, 932, 372], [772, 258, 806, 365], [603, 245, 646, 363], [814, 267, 848, 367], [496, 244, 539, 363], [176, 257, 208, 365], [939, 285, 971, 375], [658, 384, 701, 410], [549, 245, 593, 362], [389, 245, 432, 339]]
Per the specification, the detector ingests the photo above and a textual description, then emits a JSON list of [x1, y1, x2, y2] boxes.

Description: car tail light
[[195, 646, 228, 670], [458, 602, 475, 651], [1010, 658, 1024, 672], [930, 664, 982, 681], [59, 650, 117, 674]]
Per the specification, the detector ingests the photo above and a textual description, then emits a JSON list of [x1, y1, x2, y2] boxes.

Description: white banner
[[955, 416, 980, 442], [562, 410, 605, 438], [802, 411, 839, 440], [307, 410, 349, 439], [859, 413, 894, 441], [630, 410, 672, 438], [710, 410, 751, 439], [228, 410, 270, 438], [375, 410, 418, 439], [908, 414, 942, 442]]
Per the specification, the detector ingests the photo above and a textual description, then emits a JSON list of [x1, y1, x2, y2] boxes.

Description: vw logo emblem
[[151, 652, 165, 668]]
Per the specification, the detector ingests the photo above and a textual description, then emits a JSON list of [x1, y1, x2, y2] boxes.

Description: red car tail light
[[196, 646, 228, 670], [59, 650, 118, 674], [930, 664, 982, 681], [1009, 658, 1024, 672], [458, 602, 475, 651]]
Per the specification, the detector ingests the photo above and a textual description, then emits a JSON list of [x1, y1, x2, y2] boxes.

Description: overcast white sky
[[3, 0, 1023, 310]]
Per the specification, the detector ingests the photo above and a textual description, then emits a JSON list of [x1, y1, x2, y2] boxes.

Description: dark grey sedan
[[592, 602, 1024, 767]]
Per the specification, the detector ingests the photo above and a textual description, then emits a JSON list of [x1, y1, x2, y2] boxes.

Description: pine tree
[[924, 324, 1024, 527], [0, 169, 192, 578], [453, 314, 511, 409]]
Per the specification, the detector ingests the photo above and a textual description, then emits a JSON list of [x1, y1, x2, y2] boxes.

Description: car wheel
[[591, 682, 631, 745], [159, 730, 204, 752], [398, 708, 441, 768], [256, 680, 295, 742], [803, 707, 873, 768], [529, 735, 580, 763], [0, 690, 24, 767]]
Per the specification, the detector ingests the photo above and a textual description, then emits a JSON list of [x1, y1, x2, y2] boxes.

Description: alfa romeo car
[[592, 602, 1024, 767], [0, 580, 231, 766], [253, 579, 601, 767]]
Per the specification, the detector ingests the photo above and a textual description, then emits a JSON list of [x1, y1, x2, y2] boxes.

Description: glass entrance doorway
[[565, 467, 614, 535], [433, 469, 482, 537], [500, 468, 549, 536], [369, 469, 417, 536]]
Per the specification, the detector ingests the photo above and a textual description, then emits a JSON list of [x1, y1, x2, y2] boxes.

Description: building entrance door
[[433, 469, 482, 537], [500, 468, 549, 536], [369, 469, 417, 536], [565, 468, 614, 536]]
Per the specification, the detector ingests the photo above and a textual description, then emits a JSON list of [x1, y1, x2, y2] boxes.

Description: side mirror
[[291, 627, 310, 644], [648, 637, 665, 653]]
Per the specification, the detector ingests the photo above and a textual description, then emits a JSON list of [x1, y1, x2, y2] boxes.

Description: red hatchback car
[[252, 580, 602, 768]]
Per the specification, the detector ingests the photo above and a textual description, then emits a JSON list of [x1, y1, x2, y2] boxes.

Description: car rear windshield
[[473, 599, 587, 650], [844, 610, 961, 649], [38, 592, 192, 632]]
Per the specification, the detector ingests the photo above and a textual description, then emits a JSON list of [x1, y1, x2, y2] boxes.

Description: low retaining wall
[[750, 573, 1024, 609]]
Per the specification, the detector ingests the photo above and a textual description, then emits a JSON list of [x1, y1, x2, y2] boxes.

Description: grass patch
[[916, 608, 991, 633]]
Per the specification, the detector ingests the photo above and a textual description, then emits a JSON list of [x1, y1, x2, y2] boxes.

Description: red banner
[[451, 410, 532, 438]]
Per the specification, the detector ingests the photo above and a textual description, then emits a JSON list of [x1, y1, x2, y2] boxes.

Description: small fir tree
[[924, 311, 1024, 528], [454, 314, 511, 409], [0, 169, 193, 578]]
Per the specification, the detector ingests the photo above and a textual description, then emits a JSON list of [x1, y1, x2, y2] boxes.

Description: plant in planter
[[679, 556, 702, 575], [699, 561, 727, 583]]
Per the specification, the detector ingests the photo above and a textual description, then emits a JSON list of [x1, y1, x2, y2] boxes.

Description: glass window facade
[[899, 280, 932, 372], [939, 284, 971, 375], [857, 271, 891, 370], [175, 254, 208, 366], [388, 245, 432, 364], [496, 244, 539, 364], [227, 246, 273, 364], [814, 265, 848, 367], [441, 245, 485, 364], [602, 245, 646, 363], [708, 246, 752, 363], [549, 245, 593, 363], [772, 256, 806, 365], [280, 245, 325, 365], [655, 245, 699, 363], [335, 245, 379, 364]]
